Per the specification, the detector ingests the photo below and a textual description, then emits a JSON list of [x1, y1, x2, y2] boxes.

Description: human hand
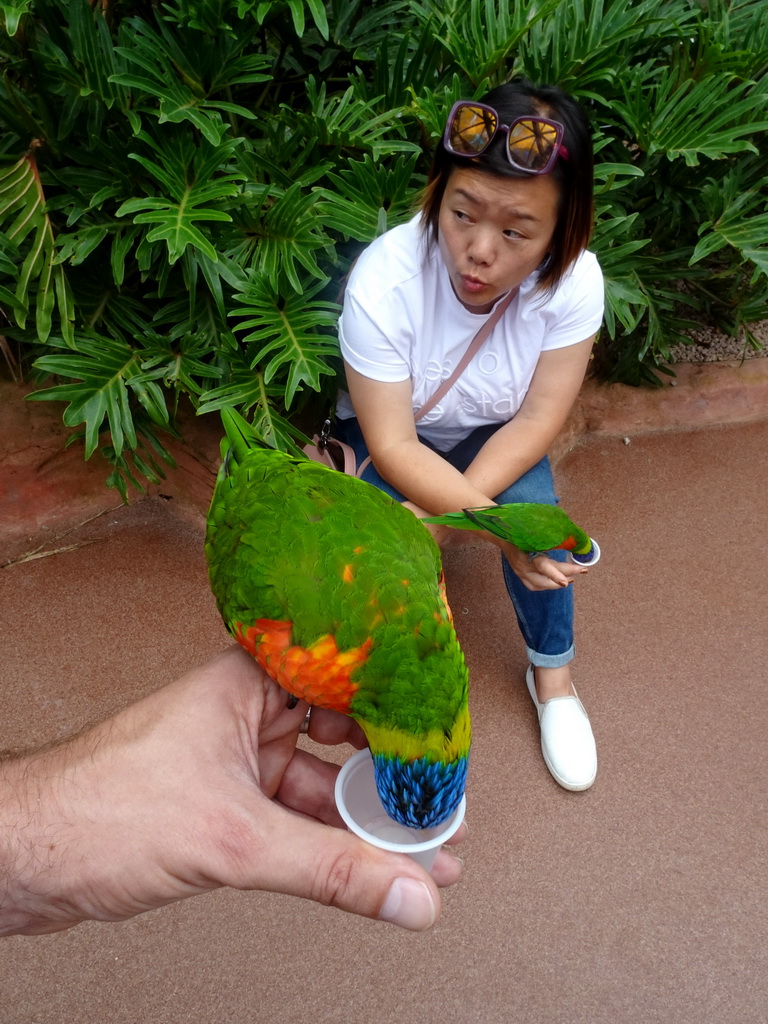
[[0, 646, 464, 937], [500, 541, 589, 591]]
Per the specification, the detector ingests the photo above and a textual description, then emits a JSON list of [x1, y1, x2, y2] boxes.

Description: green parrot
[[422, 504, 599, 563], [204, 409, 470, 830]]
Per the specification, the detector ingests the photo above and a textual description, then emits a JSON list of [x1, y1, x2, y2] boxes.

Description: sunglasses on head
[[443, 100, 570, 175]]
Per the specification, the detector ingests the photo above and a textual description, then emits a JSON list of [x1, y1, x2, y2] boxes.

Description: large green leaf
[[518, 0, 695, 93], [691, 175, 768, 278], [115, 131, 244, 263], [288, 79, 421, 160], [116, 194, 233, 264], [101, 413, 177, 502], [66, 0, 130, 110], [410, 0, 564, 85], [0, 151, 74, 344], [29, 332, 169, 458], [197, 365, 310, 453], [615, 71, 768, 165], [348, 21, 445, 111], [1, 0, 34, 36], [231, 273, 340, 406], [252, 0, 330, 40], [110, 17, 267, 144], [314, 153, 421, 242], [224, 182, 331, 290]]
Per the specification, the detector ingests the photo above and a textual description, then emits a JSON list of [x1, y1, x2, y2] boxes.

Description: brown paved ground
[[1, 383, 768, 1023]]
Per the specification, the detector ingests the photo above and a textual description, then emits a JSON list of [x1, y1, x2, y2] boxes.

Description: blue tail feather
[[372, 754, 469, 830]]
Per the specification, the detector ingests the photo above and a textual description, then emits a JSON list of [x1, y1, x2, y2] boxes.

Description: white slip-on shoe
[[525, 665, 597, 791]]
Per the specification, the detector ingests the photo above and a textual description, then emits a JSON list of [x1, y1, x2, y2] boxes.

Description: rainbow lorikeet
[[205, 409, 470, 830], [422, 504, 598, 563]]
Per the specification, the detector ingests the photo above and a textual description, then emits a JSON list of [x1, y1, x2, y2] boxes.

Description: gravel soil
[[669, 320, 767, 363]]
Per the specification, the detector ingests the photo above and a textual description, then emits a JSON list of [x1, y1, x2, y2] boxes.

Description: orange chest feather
[[233, 618, 372, 712]]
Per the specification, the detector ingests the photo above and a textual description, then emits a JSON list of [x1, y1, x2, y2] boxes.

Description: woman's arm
[[462, 335, 595, 498], [345, 336, 593, 508], [344, 364, 497, 515]]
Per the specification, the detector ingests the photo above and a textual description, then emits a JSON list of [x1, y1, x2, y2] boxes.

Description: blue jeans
[[334, 418, 574, 668]]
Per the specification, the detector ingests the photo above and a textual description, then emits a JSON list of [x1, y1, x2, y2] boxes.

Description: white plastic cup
[[335, 748, 466, 870], [568, 537, 601, 567]]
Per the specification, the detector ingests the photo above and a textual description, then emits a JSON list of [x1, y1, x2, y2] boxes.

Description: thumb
[[236, 801, 442, 931]]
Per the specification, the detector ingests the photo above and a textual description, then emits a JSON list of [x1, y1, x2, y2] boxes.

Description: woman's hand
[[499, 540, 588, 591]]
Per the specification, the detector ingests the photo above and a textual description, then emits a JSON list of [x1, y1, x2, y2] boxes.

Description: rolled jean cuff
[[526, 644, 575, 669]]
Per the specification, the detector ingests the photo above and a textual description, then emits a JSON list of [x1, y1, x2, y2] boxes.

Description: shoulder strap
[[414, 286, 518, 423]]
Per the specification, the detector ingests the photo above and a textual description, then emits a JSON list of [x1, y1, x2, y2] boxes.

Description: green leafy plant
[[0, 148, 74, 343], [1, 0, 766, 494]]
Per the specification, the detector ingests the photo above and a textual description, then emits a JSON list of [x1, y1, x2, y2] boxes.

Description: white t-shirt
[[337, 213, 604, 451]]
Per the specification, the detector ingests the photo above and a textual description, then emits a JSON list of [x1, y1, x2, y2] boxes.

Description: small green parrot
[[422, 503, 599, 563], [205, 409, 470, 829]]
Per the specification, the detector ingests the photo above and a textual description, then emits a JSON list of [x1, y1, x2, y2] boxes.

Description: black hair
[[421, 79, 594, 292]]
